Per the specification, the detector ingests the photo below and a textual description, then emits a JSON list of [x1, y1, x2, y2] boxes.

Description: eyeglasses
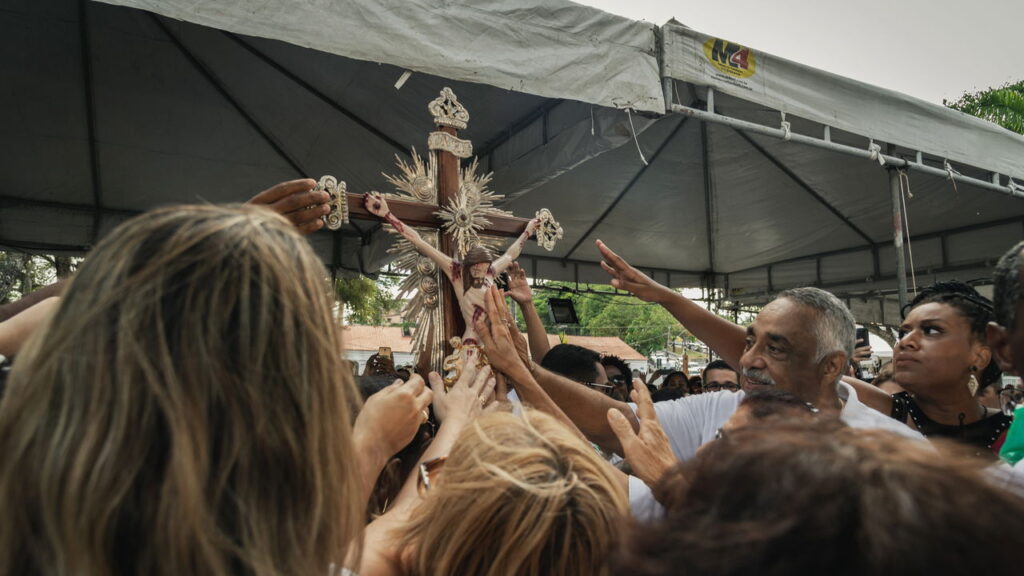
[[586, 381, 616, 396], [417, 456, 447, 494], [705, 382, 740, 392], [999, 386, 1024, 417]]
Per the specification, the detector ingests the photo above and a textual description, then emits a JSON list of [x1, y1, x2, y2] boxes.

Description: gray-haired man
[[508, 240, 922, 520]]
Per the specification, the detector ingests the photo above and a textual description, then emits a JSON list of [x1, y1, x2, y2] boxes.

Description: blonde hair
[[0, 205, 363, 576], [401, 410, 627, 576]]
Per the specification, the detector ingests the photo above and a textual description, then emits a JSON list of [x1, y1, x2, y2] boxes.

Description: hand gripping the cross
[[247, 179, 331, 235]]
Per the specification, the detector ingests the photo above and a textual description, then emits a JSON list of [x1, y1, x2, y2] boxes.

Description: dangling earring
[[967, 365, 979, 396]]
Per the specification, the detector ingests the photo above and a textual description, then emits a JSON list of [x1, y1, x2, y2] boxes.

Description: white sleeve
[[630, 391, 742, 461], [628, 474, 665, 522]]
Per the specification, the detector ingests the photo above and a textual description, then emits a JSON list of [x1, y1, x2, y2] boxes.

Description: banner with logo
[[660, 22, 1024, 181]]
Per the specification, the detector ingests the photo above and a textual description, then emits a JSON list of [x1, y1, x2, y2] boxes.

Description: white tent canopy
[[1, 0, 661, 276], [3, 1, 1022, 324], [492, 21, 1024, 322]]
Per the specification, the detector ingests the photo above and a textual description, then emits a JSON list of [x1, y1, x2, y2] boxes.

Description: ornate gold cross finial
[[428, 87, 470, 130]]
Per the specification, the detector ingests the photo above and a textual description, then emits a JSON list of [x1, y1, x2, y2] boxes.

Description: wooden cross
[[333, 88, 535, 376]]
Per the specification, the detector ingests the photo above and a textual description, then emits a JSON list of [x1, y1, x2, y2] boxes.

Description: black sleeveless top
[[890, 392, 1012, 456]]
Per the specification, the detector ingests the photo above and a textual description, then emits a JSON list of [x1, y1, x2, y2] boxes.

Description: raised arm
[[351, 374, 433, 511], [0, 296, 61, 356], [597, 239, 747, 368], [475, 286, 638, 455], [503, 262, 551, 361], [842, 375, 895, 416], [491, 218, 539, 274], [364, 192, 454, 276], [358, 367, 492, 576]]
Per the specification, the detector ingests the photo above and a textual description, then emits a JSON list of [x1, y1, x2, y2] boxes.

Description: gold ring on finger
[[421, 409, 430, 423]]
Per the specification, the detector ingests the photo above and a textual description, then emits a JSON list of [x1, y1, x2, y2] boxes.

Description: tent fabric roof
[[3, 0, 1022, 324], [98, 0, 665, 114], [661, 23, 1024, 181]]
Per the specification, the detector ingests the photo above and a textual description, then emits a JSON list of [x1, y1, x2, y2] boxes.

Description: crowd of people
[[0, 179, 1022, 575]]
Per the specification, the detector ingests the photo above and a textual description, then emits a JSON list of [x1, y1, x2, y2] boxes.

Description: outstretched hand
[[607, 377, 677, 490], [504, 262, 533, 305], [428, 365, 495, 426], [247, 179, 330, 234], [354, 374, 433, 463], [475, 286, 531, 379], [596, 239, 671, 303]]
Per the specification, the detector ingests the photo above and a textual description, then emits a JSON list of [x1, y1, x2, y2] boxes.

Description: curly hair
[[601, 354, 632, 380], [903, 280, 1001, 385]]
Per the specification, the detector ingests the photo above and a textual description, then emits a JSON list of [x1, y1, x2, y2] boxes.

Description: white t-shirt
[[628, 381, 924, 520]]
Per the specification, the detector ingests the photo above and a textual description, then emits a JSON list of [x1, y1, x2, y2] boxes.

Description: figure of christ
[[364, 193, 539, 374]]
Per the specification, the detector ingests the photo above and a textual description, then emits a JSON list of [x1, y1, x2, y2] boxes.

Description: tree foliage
[[945, 80, 1024, 134], [522, 282, 692, 356], [335, 275, 403, 326], [0, 251, 78, 304]]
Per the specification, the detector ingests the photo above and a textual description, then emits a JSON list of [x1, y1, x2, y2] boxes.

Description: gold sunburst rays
[[383, 147, 435, 203], [437, 158, 512, 259]]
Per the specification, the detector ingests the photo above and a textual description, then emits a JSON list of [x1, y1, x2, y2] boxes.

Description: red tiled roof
[[342, 325, 414, 353], [342, 326, 644, 361], [545, 334, 645, 361]]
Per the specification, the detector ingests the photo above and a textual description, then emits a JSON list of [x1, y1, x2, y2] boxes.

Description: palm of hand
[[505, 264, 532, 303]]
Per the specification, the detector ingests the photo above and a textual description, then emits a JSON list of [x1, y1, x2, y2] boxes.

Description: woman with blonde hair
[[360, 362, 628, 576], [0, 204, 394, 576]]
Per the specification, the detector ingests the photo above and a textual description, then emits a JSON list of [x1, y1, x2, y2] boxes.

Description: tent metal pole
[[669, 104, 1024, 199], [889, 167, 909, 311], [79, 0, 103, 245]]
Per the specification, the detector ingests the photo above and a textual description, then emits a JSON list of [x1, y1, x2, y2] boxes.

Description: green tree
[[523, 282, 693, 356], [0, 251, 76, 304], [335, 275, 403, 325], [945, 80, 1024, 134]]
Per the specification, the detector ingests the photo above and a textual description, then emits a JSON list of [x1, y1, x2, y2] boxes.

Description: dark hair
[[739, 388, 819, 419], [903, 281, 992, 337], [601, 355, 631, 380], [355, 374, 398, 400], [460, 245, 493, 293], [662, 371, 688, 388], [992, 240, 1024, 330], [702, 360, 738, 381], [687, 376, 702, 394], [903, 280, 1001, 386], [540, 344, 601, 384], [616, 422, 1024, 576]]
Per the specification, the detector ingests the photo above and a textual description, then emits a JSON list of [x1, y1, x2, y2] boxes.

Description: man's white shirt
[[628, 381, 924, 520]]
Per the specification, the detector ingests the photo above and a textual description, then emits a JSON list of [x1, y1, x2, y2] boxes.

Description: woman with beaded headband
[[364, 193, 538, 379], [851, 281, 1011, 457]]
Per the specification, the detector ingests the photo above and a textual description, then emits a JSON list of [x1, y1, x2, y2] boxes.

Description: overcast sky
[[576, 0, 1021, 104]]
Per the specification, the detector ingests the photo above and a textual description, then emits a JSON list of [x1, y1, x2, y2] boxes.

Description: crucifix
[[318, 88, 562, 383]]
